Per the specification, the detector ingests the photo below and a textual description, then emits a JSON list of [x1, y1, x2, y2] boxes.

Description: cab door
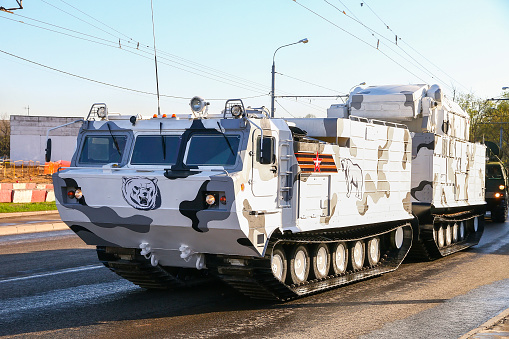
[[251, 128, 278, 197]]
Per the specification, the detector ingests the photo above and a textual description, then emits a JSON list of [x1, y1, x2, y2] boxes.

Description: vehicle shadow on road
[[0, 242, 500, 337]]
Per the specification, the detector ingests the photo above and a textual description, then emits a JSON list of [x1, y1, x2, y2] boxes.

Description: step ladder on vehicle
[[278, 139, 293, 208]]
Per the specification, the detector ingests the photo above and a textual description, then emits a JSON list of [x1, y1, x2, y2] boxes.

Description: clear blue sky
[[1, 0, 508, 118]]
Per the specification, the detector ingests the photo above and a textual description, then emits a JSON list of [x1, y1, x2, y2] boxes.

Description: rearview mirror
[[45, 138, 52, 162], [257, 136, 275, 164]]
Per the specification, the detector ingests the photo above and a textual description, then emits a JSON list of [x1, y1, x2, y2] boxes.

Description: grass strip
[[0, 201, 57, 213]]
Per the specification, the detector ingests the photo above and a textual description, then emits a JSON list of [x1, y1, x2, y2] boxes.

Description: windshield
[[185, 134, 240, 166], [131, 135, 181, 165], [79, 135, 127, 164], [486, 164, 503, 179]]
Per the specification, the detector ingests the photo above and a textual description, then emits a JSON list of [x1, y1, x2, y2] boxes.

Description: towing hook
[[140, 242, 158, 266]]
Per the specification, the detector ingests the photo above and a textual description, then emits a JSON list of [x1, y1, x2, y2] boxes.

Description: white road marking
[[0, 280, 138, 319], [0, 265, 104, 284]]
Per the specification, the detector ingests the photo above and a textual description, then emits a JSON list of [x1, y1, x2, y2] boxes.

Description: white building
[[10, 116, 81, 162]]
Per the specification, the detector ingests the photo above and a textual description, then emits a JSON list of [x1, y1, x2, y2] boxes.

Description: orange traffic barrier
[[44, 160, 71, 174]]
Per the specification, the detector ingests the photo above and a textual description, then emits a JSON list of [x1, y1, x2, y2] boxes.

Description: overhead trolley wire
[[40, 0, 121, 40], [56, 0, 134, 42], [291, 0, 428, 84], [0, 48, 267, 101], [359, 0, 392, 32], [1, 14, 271, 95], [358, 0, 470, 92], [34, 1, 349, 109], [277, 72, 348, 95], [4, 13, 325, 107], [35, 1, 273, 93], [51, 0, 275, 93], [275, 100, 296, 117], [321, 0, 452, 91], [0, 48, 186, 99], [41, 0, 347, 101], [398, 39, 471, 92], [5, 2, 345, 111], [316, 0, 454, 92]]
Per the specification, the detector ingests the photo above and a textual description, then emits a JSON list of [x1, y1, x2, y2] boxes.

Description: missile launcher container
[[49, 84, 485, 300], [331, 84, 486, 259]]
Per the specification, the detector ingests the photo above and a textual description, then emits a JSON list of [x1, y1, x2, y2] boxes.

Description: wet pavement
[[0, 213, 509, 338]]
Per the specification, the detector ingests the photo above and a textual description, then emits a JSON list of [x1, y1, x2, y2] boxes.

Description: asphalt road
[[1, 220, 509, 339]]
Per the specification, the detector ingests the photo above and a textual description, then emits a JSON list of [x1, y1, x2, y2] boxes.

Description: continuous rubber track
[[409, 212, 484, 261], [206, 222, 413, 301], [96, 246, 209, 290]]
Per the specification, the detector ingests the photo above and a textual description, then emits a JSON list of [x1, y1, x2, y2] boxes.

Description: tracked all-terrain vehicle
[[48, 84, 485, 300]]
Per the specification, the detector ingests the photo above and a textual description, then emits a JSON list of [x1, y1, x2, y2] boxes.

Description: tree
[[457, 92, 509, 168], [0, 115, 10, 157]]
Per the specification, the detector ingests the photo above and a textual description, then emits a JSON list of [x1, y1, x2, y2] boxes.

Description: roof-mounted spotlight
[[97, 106, 107, 119], [190, 96, 209, 118], [231, 104, 244, 118]]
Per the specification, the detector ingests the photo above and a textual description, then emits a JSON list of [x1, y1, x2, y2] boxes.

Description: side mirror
[[45, 138, 52, 162], [257, 136, 275, 164]]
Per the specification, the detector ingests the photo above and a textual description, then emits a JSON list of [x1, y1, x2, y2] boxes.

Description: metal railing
[[0, 159, 47, 179]]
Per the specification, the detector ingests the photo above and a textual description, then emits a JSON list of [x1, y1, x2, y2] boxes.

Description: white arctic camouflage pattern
[[339, 84, 486, 212], [53, 83, 484, 274]]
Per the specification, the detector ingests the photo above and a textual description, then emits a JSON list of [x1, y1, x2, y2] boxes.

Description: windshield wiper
[[217, 121, 235, 157], [107, 122, 121, 156], [160, 122, 166, 160]]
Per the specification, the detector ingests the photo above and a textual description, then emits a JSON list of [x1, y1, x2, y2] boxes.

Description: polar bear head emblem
[[122, 177, 160, 210]]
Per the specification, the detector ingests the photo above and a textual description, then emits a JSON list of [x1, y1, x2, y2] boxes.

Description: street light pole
[[271, 38, 308, 118], [347, 82, 366, 96]]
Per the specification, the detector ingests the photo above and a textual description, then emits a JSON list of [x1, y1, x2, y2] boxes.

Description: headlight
[[205, 194, 215, 205], [499, 185, 505, 190], [74, 189, 83, 199], [495, 192, 502, 198]]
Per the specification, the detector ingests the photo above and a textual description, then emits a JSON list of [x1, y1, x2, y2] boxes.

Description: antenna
[[150, 0, 161, 115]]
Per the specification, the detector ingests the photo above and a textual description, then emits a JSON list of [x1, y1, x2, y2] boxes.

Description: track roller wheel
[[367, 237, 381, 266], [459, 222, 465, 240], [391, 227, 404, 249], [271, 246, 287, 282], [312, 243, 330, 279], [289, 245, 310, 284], [445, 224, 452, 246], [331, 242, 348, 274], [452, 223, 459, 242], [436, 226, 445, 248], [350, 240, 365, 270]]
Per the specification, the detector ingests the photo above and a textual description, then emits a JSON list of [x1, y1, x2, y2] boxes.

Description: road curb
[[0, 210, 59, 219], [0, 222, 69, 236], [459, 308, 509, 339]]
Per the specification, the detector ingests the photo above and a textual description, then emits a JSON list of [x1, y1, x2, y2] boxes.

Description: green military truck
[[485, 141, 508, 222]]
